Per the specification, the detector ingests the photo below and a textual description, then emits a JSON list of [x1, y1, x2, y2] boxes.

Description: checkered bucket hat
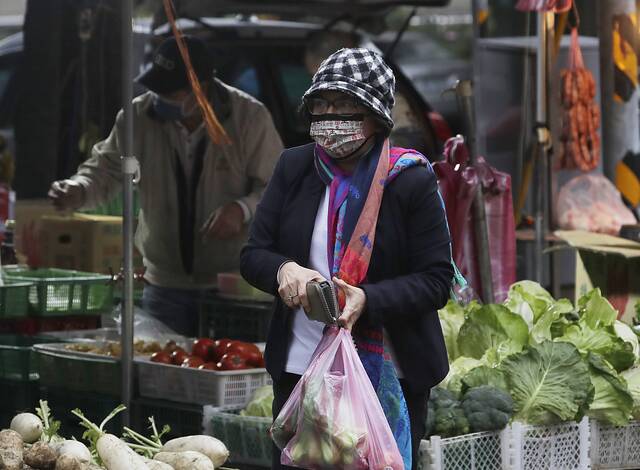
[[303, 47, 396, 129]]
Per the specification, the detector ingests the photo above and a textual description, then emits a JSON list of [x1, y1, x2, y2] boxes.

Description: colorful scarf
[[315, 138, 430, 470]]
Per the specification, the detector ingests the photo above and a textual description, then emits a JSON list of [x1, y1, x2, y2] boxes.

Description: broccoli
[[425, 388, 470, 438], [461, 385, 514, 432]]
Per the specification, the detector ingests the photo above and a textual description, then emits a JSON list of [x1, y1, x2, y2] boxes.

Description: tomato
[[191, 338, 215, 361], [182, 356, 205, 368], [163, 340, 182, 354], [170, 349, 189, 365], [218, 353, 249, 371], [227, 341, 262, 367], [211, 338, 232, 362], [150, 351, 172, 364], [199, 362, 222, 371]]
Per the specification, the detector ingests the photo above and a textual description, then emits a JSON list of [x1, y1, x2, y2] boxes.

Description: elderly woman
[[240, 48, 453, 470]]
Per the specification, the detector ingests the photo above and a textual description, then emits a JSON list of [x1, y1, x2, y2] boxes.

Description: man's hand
[[48, 179, 85, 211], [201, 202, 245, 241], [278, 262, 326, 312], [334, 277, 367, 331]]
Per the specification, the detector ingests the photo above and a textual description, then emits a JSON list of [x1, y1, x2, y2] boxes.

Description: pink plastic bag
[[557, 174, 636, 235], [271, 327, 404, 470], [434, 136, 517, 303]]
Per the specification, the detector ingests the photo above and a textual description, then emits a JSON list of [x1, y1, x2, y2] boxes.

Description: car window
[[226, 62, 262, 101]]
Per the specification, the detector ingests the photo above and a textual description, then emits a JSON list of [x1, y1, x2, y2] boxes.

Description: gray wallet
[[305, 280, 340, 324]]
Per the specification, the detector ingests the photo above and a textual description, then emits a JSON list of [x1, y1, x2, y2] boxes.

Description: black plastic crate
[[131, 398, 203, 440], [0, 378, 40, 427], [200, 295, 273, 342]]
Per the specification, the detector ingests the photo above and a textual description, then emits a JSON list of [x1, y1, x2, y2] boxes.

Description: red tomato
[[192, 338, 215, 361], [170, 349, 189, 365], [227, 341, 262, 367], [182, 356, 205, 368], [163, 341, 182, 354], [150, 351, 172, 364], [211, 338, 232, 362], [199, 362, 222, 371], [218, 353, 249, 371]]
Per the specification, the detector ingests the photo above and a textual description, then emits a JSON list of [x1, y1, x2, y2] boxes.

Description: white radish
[[55, 454, 85, 470], [154, 451, 213, 470], [10, 413, 43, 443], [161, 436, 229, 467], [142, 456, 174, 470], [97, 434, 149, 470], [55, 440, 92, 463]]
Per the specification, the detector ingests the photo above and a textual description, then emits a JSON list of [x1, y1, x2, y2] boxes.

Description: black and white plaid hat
[[303, 47, 396, 129]]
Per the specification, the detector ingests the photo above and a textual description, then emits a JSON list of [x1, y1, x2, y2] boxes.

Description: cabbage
[[457, 305, 529, 360], [504, 281, 555, 325], [587, 353, 634, 426], [441, 356, 483, 397], [498, 341, 593, 425], [438, 301, 466, 362], [614, 320, 640, 361], [556, 323, 635, 372], [621, 367, 640, 420], [578, 288, 617, 329], [241, 385, 274, 418]]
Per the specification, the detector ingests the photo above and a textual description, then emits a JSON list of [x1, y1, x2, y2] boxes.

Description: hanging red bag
[[434, 136, 517, 302], [271, 327, 404, 470]]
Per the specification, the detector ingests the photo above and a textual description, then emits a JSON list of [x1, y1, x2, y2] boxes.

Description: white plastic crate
[[136, 358, 272, 406], [510, 417, 590, 470], [590, 420, 640, 469], [421, 417, 590, 470], [420, 430, 509, 470]]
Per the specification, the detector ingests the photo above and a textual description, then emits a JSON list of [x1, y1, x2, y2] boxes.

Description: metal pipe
[[120, 0, 135, 427], [533, 12, 549, 285], [456, 80, 494, 304]]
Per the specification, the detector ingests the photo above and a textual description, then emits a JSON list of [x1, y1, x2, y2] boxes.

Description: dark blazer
[[240, 142, 452, 393]]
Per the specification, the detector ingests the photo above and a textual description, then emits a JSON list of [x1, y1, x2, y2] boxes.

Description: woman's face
[[310, 90, 380, 138]]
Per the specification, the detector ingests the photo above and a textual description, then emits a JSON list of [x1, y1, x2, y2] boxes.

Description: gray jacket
[[71, 79, 283, 288]]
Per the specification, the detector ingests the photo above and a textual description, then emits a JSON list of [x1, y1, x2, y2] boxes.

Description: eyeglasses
[[306, 96, 361, 115]]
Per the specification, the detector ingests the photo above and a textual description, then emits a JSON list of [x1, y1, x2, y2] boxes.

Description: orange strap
[[163, 0, 231, 146]]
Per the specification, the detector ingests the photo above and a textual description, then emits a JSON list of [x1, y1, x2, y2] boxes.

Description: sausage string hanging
[[162, 0, 231, 146]]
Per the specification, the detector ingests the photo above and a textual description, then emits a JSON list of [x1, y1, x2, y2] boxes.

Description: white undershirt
[[284, 188, 330, 374]]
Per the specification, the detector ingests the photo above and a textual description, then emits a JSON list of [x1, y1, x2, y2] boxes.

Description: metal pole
[[456, 80, 494, 304], [533, 12, 550, 284], [120, 0, 135, 427]]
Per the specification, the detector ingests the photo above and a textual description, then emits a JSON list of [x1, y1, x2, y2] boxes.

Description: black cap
[[135, 35, 214, 94]]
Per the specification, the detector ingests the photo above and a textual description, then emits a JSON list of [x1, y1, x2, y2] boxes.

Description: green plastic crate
[[35, 345, 121, 396], [201, 295, 273, 342], [205, 405, 272, 467], [0, 282, 32, 319], [0, 335, 64, 381], [4, 268, 114, 316]]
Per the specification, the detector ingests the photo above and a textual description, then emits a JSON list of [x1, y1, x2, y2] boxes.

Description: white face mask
[[309, 115, 367, 159]]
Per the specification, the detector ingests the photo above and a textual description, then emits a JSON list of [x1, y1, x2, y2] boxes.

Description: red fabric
[[434, 136, 516, 302], [516, 0, 572, 12]]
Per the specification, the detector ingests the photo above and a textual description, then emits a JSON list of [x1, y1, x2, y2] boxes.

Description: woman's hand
[[333, 277, 367, 331], [278, 262, 325, 311]]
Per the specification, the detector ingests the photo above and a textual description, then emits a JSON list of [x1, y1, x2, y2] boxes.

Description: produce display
[[149, 338, 264, 371], [0, 401, 230, 470], [64, 340, 164, 358], [437, 281, 640, 435]]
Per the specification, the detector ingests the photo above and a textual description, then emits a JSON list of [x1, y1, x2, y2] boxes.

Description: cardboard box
[[39, 213, 140, 274], [555, 230, 640, 323], [14, 199, 58, 258]]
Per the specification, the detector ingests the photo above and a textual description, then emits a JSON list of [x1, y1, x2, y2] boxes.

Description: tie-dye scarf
[[315, 138, 430, 470]]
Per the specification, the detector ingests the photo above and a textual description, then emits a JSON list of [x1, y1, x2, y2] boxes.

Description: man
[[48, 36, 283, 335]]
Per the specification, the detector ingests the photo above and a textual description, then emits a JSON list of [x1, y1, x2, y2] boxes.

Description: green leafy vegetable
[[442, 356, 483, 397], [614, 320, 640, 360], [504, 281, 558, 325], [587, 353, 634, 426], [579, 288, 617, 330], [499, 341, 593, 425], [621, 367, 640, 420], [36, 400, 61, 444], [457, 305, 529, 360], [461, 366, 508, 394], [557, 323, 636, 372], [438, 300, 467, 361], [241, 385, 273, 418]]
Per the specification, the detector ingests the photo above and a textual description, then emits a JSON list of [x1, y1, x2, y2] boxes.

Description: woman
[[240, 48, 453, 470]]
